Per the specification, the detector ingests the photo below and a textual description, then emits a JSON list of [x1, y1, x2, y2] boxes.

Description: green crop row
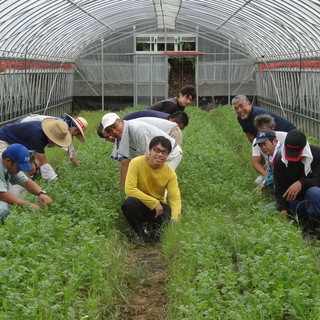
[[163, 106, 320, 319], [1, 106, 320, 319], [0, 110, 133, 319]]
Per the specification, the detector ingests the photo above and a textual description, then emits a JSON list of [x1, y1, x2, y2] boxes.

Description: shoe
[[145, 223, 161, 242], [302, 227, 318, 244], [131, 233, 145, 245]]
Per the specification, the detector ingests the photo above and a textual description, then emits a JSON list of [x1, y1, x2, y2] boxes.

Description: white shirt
[[129, 118, 177, 134], [252, 131, 288, 161], [111, 120, 177, 160]]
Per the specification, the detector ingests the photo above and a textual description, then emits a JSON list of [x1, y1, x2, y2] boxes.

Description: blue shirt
[[0, 121, 49, 153], [237, 106, 296, 136], [123, 110, 169, 120]]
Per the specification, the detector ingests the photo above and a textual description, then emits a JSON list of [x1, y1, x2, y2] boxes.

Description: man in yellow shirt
[[122, 136, 181, 245]]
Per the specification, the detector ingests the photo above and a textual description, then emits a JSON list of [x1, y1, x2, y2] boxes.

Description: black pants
[[121, 197, 171, 237]]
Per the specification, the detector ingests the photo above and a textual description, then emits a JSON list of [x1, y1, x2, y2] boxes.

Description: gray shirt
[[0, 161, 28, 192]]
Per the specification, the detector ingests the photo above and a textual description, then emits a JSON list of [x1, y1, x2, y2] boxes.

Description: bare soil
[[118, 242, 168, 320]]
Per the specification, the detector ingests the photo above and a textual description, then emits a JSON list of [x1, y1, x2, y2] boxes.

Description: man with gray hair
[[232, 94, 296, 143], [100, 112, 183, 187]]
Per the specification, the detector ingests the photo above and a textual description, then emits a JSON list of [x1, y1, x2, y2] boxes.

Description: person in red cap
[[274, 130, 320, 241], [0, 144, 52, 222]]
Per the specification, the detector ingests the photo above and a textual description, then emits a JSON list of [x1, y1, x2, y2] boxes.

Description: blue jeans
[[288, 187, 320, 219]]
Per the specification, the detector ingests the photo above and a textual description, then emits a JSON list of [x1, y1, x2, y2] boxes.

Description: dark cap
[[254, 130, 276, 146], [284, 130, 306, 162]]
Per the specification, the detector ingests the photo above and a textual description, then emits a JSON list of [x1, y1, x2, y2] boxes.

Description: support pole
[[228, 40, 231, 105], [101, 38, 104, 111]]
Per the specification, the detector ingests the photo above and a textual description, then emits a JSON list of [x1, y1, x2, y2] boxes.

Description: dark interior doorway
[[168, 57, 195, 97]]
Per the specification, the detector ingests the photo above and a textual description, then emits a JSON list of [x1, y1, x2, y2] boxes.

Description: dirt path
[[118, 242, 168, 320]]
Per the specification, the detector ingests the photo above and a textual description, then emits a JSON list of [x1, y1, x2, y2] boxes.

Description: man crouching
[[121, 136, 181, 245]]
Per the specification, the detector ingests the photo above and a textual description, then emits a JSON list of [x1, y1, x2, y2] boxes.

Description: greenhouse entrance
[[168, 57, 195, 98]]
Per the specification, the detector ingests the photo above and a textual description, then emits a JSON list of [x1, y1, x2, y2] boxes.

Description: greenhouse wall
[[0, 60, 74, 125], [73, 33, 257, 110], [256, 57, 320, 138]]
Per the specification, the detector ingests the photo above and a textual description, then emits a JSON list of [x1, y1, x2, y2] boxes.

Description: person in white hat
[[100, 112, 183, 187], [18, 113, 88, 167], [0, 143, 52, 222], [0, 119, 72, 181]]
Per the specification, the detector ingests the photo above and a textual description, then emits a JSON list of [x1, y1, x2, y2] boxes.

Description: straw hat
[[64, 113, 88, 143], [41, 119, 72, 147]]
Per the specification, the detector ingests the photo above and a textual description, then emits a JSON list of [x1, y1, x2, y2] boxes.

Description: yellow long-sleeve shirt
[[125, 156, 181, 220]]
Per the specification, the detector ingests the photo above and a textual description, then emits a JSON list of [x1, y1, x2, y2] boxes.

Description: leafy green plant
[[163, 106, 320, 319]]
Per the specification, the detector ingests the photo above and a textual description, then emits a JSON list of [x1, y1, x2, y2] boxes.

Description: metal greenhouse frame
[[0, 0, 320, 136]]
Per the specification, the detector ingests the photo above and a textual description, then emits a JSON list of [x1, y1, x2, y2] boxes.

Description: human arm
[[274, 155, 289, 212], [167, 171, 181, 221], [279, 147, 320, 202], [161, 102, 178, 114], [35, 152, 48, 167], [299, 147, 320, 190], [0, 191, 43, 211], [70, 152, 80, 166], [246, 132, 255, 143], [169, 126, 183, 146], [67, 144, 80, 166], [252, 155, 268, 176], [149, 101, 177, 114], [120, 159, 131, 188], [154, 203, 164, 218], [35, 152, 58, 181], [20, 179, 52, 207], [279, 210, 288, 219]]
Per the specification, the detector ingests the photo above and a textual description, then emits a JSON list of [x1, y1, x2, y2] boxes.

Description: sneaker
[[131, 233, 145, 245]]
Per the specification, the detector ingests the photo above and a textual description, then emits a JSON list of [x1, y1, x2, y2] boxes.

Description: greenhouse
[[0, 0, 319, 135], [1, 0, 320, 319]]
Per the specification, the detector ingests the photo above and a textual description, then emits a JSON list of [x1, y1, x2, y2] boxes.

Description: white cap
[[101, 113, 120, 129]]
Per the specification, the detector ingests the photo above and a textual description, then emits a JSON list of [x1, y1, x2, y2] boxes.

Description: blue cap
[[254, 130, 276, 146], [5, 144, 32, 172]]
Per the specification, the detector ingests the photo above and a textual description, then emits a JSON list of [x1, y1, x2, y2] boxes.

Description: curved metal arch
[[250, 1, 320, 51], [0, 0, 319, 61], [0, 1, 71, 54]]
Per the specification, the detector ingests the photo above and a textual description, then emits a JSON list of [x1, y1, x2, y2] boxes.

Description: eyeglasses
[[152, 147, 169, 156]]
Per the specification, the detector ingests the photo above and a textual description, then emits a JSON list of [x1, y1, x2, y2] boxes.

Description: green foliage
[[1, 105, 320, 319], [163, 106, 320, 319], [0, 109, 134, 319]]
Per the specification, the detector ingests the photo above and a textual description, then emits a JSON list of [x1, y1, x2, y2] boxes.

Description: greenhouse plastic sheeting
[[0, 0, 319, 62]]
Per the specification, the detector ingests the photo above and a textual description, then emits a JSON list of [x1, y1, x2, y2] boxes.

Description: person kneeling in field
[[121, 136, 181, 245], [0, 144, 52, 223], [274, 130, 320, 242], [254, 130, 282, 192]]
